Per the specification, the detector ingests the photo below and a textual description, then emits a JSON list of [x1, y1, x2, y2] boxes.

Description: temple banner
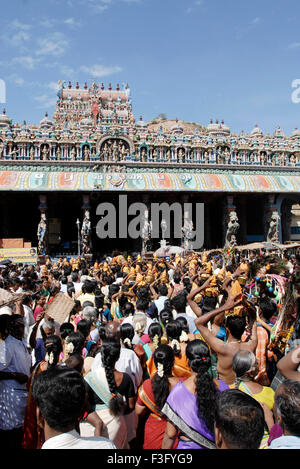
[[0, 170, 300, 193], [0, 247, 38, 264]]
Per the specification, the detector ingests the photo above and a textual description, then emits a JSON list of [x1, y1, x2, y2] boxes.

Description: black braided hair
[[186, 339, 217, 434], [44, 335, 63, 369], [148, 322, 163, 348], [120, 323, 134, 349], [101, 339, 125, 416], [152, 344, 175, 409], [165, 320, 182, 356]]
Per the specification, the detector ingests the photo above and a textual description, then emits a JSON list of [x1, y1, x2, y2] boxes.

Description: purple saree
[[162, 380, 228, 449]]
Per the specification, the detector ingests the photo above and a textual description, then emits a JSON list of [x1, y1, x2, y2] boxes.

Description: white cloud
[[288, 42, 300, 49], [10, 19, 32, 31], [60, 64, 76, 77], [186, 0, 204, 14], [7, 74, 25, 86], [34, 94, 58, 109], [251, 17, 261, 25], [36, 32, 69, 57], [64, 17, 81, 27], [12, 55, 39, 69], [14, 77, 25, 86], [80, 64, 123, 77], [10, 31, 31, 47], [48, 81, 60, 92], [40, 19, 56, 28]]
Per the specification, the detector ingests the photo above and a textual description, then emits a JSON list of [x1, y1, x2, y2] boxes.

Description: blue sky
[[1, 0, 300, 135]]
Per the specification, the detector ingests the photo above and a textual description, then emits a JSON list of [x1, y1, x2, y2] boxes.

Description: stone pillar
[[203, 196, 211, 249], [181, 194, 189, 249], [37, 195, 48, 258], [281, 199, 293, 243], [239, 197, 247, 244], [223, 195, 239, 248], [264, 194, 280, 242], [141, 194, 151, 254], [81, 194, 92, 259]]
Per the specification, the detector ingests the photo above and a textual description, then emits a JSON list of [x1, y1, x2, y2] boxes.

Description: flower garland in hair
[[179, 331, 189, 343], [157, 362, 164, 378], [45, 351, 54, 365], [65, 339, 74, 358], [171, 339, 180, 350], [153, 334, 160, 349], [123, 338, 131, 347], [135, 322, 143, 333]]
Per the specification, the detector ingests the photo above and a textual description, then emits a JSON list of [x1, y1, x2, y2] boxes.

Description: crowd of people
[[0, 248, 300, 450]]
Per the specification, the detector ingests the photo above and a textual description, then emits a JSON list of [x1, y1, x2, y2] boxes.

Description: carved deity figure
[[83, 146, 90, 161], [290, 154, 296, 166], [225, 211, 239, 248], [178, 148, 184, 162], [81, 210, 91, 254], [182, 219, 194, 250], [56, 146, 61, 160], [140, 147, 147, 162], [112, 140, 118, 160], [29, 146, 35, 160], [161, 218, 168, 240], [267, 211, 280, 243], [0, 141, 4, 159], [204, 151, 209, 164], [37, 212, 47, 255], [107, 140, 113, 160], [41, 146, 49, 161], [152, 148, 158, 161], [224, 148, 230, 164], [70, 146, 76, 161], [261, 152, 267, 166], [141, 218, 152, 252], [165, 148, 171, 161]]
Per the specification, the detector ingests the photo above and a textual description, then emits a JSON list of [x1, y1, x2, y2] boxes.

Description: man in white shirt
[[32, 366, 115, 449], [22, 296, 35, 344], [71, 272, 83, 296], [0, 315, 31, 448], [153, 284, 169, 315]]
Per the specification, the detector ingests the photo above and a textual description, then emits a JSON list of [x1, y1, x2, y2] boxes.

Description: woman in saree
[[22, 335, 63, 449], [144, 322, 163, 360], [166, 320, 191, 378], [161, 339, 229, 450], [231, 350, 275, 448], [135, 344, 183, 449], [81, 339, 136, 449], [120, 322, 146, 369]]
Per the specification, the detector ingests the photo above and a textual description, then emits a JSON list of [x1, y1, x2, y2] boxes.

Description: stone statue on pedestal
[[182, 219, 194, 250], [81, 210, 91, 254], [37, 212, 48, 255], [161, 218, 168, 240], [267, 211, 280, 243], [141, 218, 152, 253], [225, 211, 239, 248]]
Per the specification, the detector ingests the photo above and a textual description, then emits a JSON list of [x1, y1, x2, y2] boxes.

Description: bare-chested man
[[187, 280, 257, 386]]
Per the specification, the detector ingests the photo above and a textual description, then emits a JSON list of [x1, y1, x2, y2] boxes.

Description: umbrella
[[0, 259, 12, 265], [154, 245, 185, 257]]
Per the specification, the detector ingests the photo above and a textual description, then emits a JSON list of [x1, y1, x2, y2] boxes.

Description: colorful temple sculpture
[[0, 81, 300, 256]]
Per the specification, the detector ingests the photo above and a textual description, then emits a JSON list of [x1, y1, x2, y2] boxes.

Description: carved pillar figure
[[224, 196, 239, 248], [141, 194, 152, 253], [37, 195, 48, 256], [264, 195, 280, 243], [81, 194, 92, 255]]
